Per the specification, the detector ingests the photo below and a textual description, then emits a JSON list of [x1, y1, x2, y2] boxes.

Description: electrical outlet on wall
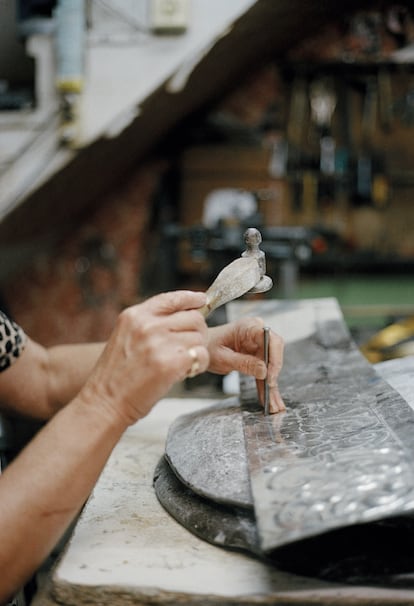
[[149, 0, 190, 34]]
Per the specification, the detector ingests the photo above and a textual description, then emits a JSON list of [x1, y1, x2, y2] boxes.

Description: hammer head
[[248, 274, 273, 294], [242, 227, 273, 294], [199, 227, 273, 318]]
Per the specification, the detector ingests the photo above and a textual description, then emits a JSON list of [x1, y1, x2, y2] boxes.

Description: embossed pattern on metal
[[240, 299, 414, 553], [165, 398, 252, 508]]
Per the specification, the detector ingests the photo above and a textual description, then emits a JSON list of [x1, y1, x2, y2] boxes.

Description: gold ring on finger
[[187, 347, 200, 378]]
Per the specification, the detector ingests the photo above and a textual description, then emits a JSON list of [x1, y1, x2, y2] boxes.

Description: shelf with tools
[[265, 57, 414, 261]]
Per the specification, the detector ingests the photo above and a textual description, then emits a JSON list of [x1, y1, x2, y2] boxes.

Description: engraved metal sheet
[[239, 299, 414, 553], [164, 397, 252, 508], [154, 346, 414, 583]]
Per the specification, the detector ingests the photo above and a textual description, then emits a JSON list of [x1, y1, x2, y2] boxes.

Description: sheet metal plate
[[154, 454, 414, 584], [154, 456, 259, 555], [155, 344, 414, 583], [164, 398, 252, 508], [241, 301, 414, 553]]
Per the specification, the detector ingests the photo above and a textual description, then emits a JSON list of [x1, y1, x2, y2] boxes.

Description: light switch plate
[[149, 0, 190, 33]]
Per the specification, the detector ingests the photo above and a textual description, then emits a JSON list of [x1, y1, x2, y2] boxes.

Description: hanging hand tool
[[356, 76, 378, 202], [378, 67, 393, 133]]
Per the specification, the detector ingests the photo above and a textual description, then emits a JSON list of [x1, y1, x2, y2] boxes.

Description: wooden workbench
[[33, 299, 414, 605]]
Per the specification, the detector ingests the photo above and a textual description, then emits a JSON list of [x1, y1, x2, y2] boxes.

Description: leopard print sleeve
[[0, 310, 27, 372]]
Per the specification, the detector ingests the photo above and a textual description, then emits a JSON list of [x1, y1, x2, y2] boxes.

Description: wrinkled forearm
[[46, 342, 105, 415], [0, 340, 105, 420], [0, 391, 127, 603]]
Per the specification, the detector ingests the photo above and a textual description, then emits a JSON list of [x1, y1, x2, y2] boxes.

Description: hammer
[[198, 227, 273, 319]]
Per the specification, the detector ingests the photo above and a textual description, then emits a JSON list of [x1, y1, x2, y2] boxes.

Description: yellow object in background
[[360, 316, 414, 362], [372, 174, 389, 208]]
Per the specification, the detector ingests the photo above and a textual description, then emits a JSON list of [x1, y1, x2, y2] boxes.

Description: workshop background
[[1, 0, 414, 362]]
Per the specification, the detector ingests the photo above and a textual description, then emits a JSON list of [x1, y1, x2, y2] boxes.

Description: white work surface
[[33, 299, 414, 605], [34, 396, 414, 606]]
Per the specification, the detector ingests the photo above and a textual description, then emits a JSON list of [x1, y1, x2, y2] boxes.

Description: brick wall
[[4, 161, 162, 345]]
